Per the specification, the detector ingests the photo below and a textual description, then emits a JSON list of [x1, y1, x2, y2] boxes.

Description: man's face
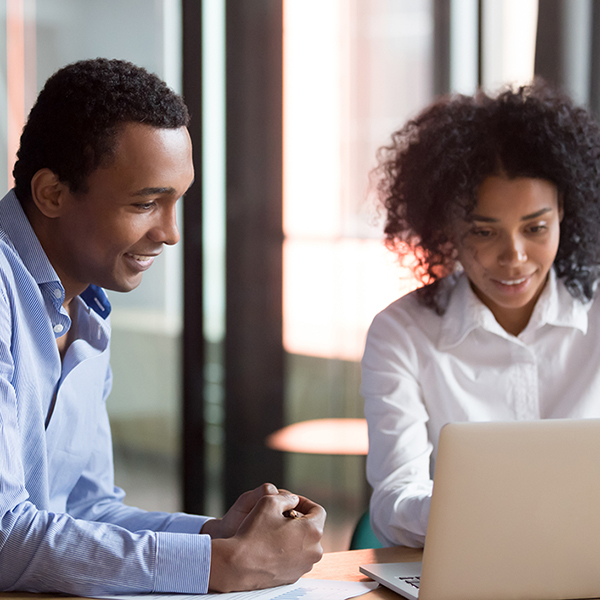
[[52, 123, 194, 295]]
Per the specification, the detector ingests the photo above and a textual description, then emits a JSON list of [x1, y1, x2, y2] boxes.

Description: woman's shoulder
[[366, 273, 463, 350], [372, 273, 461, 323]]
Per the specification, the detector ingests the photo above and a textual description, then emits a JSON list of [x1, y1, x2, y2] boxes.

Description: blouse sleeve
[[361, 303, 433, 548]]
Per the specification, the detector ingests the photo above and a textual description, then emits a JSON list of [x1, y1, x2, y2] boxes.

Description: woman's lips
[[499, 276, 527, 285], [491, 274, 533, 294]]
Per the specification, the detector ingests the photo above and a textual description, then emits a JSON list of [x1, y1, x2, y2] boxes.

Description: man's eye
[[136, 202, 155, 210]]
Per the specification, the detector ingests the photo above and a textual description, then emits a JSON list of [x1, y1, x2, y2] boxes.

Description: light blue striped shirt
[[0, 190, 211, 595]]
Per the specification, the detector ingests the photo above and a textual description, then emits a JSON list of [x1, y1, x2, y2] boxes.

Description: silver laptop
[[360, 418, 600, 600]]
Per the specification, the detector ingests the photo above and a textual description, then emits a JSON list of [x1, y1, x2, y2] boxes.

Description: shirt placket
[[41, 283, 70, 339], [510, 342, 539, 420]]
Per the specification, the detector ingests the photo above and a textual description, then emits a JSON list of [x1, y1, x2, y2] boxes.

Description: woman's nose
[[497, 237, 527, 266]]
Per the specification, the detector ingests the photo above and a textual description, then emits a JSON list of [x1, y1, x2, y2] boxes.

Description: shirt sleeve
[[66, 362, 212, 537], [361, 305, 433, 548], [0, 301, 212, 595]]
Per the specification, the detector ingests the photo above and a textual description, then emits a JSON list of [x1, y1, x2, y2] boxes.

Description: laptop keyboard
[[399, 576, 421, 589]]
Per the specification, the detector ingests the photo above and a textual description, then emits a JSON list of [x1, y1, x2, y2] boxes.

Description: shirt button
[[53, 324, 64, 334], [53, 288, 62, 299]]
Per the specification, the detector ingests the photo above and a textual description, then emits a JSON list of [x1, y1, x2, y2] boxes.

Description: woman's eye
[[471, 228, 492, 238], [528, 224, 547, 234]]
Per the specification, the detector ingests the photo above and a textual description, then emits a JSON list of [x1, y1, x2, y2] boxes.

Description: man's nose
[[149, 206, 180, 246]]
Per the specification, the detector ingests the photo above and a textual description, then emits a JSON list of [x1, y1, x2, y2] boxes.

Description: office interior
[[1, 0, 598, 552]]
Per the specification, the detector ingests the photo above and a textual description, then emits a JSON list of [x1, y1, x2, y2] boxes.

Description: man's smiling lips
[[124, 251, 161, 271]]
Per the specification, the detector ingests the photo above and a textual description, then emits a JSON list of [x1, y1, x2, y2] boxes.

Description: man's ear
[[30, 168, 70, 218]]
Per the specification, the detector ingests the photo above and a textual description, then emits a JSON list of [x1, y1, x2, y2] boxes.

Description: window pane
[[283, 0, 433, 551]]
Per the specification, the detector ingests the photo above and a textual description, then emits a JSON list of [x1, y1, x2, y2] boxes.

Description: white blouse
[[361, 269, 600, 547]]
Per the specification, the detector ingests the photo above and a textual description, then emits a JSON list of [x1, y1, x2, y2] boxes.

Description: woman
[[362, 81, 600, 548]]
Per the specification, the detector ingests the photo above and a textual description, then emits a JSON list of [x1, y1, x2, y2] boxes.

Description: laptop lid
[[420, 418, 600, 600]]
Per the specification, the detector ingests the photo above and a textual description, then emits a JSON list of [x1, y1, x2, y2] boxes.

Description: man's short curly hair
[[13, 58, 190, 203], [376, 80, 600, 313]]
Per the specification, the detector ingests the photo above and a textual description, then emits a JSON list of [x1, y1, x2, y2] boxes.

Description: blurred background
[[1, 0, 599, 551]]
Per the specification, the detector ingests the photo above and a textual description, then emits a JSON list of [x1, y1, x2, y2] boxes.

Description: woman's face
[[453, 175, 562, 335]]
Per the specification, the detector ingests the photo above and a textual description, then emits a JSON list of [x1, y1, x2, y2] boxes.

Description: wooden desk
[[0, 546, 422, 600], [304, 545, 423, 599]]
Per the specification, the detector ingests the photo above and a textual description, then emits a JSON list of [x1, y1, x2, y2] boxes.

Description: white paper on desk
[[93, 578, 377, 600]]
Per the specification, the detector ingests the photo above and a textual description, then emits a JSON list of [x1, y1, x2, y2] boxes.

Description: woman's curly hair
[[13, 58, 189, 203], [376, 80, 600, 313]]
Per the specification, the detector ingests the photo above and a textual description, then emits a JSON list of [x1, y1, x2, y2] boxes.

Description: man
[[0, 58, 325, 595]]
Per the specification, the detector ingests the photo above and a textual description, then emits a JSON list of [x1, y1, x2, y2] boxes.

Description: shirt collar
[[438, 268, 589, 350], [438, 272, 491, 350], [0, 190, 111, 319], [0, 189, 59, 285], [80, 284, 112, 318], [528, 268, 589, 334]]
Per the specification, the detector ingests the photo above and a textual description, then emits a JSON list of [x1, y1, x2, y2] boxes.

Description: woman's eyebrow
[[470, 214, 498, 223], [520, 207, 553, 220], [470, 207, 553, 223]]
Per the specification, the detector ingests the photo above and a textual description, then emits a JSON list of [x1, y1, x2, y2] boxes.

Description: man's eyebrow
[[131, 180, 195, 197], [470, 207, 554, 223], [132, 187, 176, 197]]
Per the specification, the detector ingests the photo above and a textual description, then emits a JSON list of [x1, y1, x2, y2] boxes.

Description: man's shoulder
[[0, 238, 19, 321], [0, 191, 25, 265], [0, 231, 19, 276], [0, 226, 38, 310], [0, 227, 24, 273]]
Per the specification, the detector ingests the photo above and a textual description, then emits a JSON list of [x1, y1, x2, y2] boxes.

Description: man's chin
[[102, 275, 144, 294]]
